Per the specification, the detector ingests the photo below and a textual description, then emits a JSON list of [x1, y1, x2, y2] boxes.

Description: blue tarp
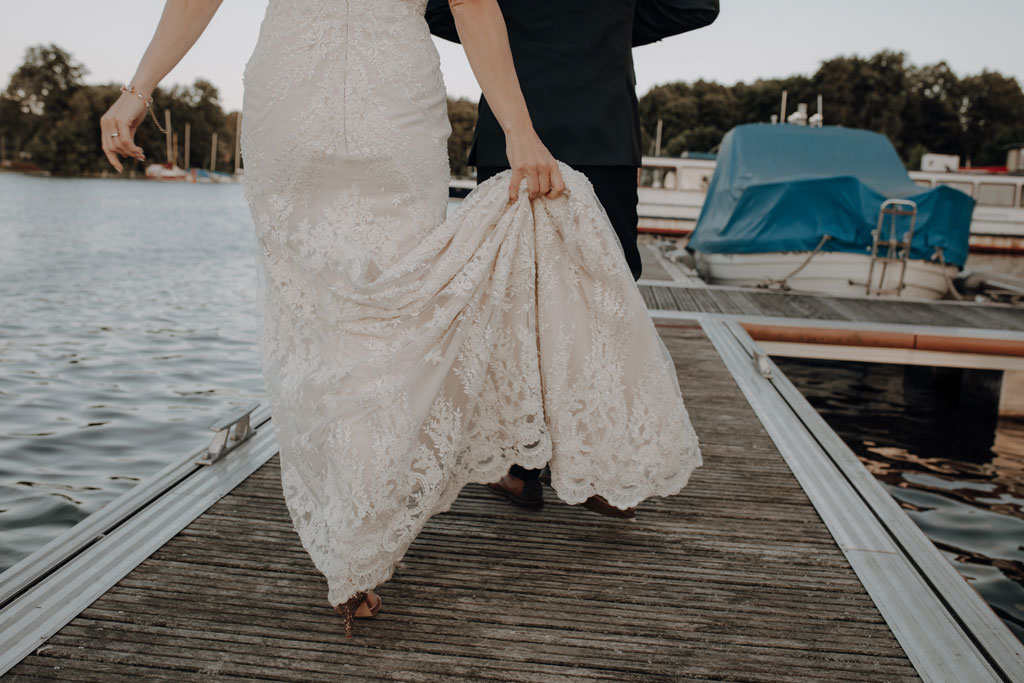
[[687, 124, 975, 267]]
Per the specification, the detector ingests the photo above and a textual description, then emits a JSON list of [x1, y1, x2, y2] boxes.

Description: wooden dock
[[636, 239, 1024, 334], [2, 259, 1023, 680]]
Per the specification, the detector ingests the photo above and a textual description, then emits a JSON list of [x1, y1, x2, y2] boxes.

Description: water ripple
[[776, 356, 1024, 642], [0, 173, 265, 571]]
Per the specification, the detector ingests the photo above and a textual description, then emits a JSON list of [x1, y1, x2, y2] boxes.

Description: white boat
[[636, 155, 1024, 253], [686, 124, 974, 300], [693, 251, 959, 299], [144, 163, 188, 181], [908, 170, 1024, 252], [637, 155, 714, 234], [448, 177, 475, 199]]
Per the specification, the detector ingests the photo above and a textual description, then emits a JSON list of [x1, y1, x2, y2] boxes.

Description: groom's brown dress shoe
[[582, 494, 637, 519], [486, 474, 544, 509], [537, 467, 636, 518]]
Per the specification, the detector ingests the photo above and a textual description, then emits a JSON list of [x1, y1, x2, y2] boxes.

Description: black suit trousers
[[476, 163, 643, 481]]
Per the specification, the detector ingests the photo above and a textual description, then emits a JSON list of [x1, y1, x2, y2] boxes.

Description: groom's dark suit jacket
[[425, 0, 720, 168]]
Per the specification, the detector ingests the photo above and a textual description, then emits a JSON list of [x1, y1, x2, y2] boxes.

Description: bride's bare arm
[[100, 0, 223, 172], [448, 0, 565, 202]]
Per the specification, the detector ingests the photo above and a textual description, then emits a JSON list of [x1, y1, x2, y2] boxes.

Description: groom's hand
[[505, 127, 566, 203]]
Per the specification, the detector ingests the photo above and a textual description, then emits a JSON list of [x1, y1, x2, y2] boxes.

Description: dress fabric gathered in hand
[[240, 0, 703, 608]]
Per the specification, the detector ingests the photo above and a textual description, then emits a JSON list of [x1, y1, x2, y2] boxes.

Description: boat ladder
[[863, 198, 917, 296]]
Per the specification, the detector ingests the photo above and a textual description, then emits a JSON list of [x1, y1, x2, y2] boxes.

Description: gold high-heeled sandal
[[333, 590, 382, 638]]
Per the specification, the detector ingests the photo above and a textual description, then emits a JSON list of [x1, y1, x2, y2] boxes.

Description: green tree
[[636, 49, 1024, 168], [48, 84, 121, 175], [812, 50, 908, 154], [5, 44, 1023, 176], [900, 61, 962, 162], [4, 43, 85, 116], [3, 44, 86, 169], [0, 95, 25, 164], [639, 82, 698, 155], [958, 71, 1024, 166]]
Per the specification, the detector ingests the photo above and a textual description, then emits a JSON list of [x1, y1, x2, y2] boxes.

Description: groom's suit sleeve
[[425, 0, 461, 44], [633, 0, 720, 47]]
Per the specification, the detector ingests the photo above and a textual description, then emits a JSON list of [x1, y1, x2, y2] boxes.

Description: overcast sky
[[2, 0, 1021, 113]]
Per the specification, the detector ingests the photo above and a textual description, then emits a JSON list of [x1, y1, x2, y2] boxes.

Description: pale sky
[[1, 1, 1021, 113]]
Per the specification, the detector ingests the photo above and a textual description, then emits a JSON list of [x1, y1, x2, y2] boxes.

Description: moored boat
[[144, 162, 188, 181], [635, 152, 1024, 253], [637, 153, 716, 234], [687, 124, 974, 299]]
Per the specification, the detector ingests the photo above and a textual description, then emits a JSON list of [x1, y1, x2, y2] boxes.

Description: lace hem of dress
[[281, 413, 701, 608]]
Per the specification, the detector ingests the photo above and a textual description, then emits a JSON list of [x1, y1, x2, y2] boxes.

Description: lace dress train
[[240, 0, 703, 608]]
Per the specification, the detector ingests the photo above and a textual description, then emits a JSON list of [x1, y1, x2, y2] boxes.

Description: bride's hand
[[505, 127, 565, 204], [100, 92, 148, 172]]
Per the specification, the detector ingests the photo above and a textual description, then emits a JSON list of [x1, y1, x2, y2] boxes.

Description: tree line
[[635, 49, 1024, 169], [0, 44, 236, 176], [3, 45, 1022, 177]]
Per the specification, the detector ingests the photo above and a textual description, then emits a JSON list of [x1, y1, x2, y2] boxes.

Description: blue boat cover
[[687, 124, 974, 267]]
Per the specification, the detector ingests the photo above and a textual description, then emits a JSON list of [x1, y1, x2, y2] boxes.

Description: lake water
[[1, 172, 1021, 643], [0, 173, 265, 568], [775, 357, 1024, 643]]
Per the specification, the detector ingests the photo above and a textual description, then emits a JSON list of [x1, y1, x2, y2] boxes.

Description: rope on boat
[[757, 234, 832, 290], [935, 246, 964, 300]]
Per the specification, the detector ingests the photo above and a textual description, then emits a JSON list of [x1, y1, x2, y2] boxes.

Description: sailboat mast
[[164, 110, 172, 164]]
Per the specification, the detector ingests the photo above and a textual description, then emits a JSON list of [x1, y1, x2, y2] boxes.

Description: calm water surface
[[0, 173, 265, 568], [776, 357, 1024, 642], [1, 172, 1021, 644]]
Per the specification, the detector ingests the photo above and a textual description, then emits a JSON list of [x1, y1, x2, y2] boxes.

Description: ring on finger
[[110, 132, 120, 137]]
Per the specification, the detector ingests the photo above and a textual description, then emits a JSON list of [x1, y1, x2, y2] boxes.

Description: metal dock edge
[[692, 315, 1023, 682], [0, 404, 277, 675]]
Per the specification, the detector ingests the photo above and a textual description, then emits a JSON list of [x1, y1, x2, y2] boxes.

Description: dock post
[[961, 367, 1003, 419], [164, 109, 172, 165]]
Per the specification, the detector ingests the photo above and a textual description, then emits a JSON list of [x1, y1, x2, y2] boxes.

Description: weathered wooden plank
[[640, 280, 1024, 333], [703, 319, 1009, 681], [4, 324, 924, 682], [44, 619, 920, 679], [637, 243, 675, 283], [90, 587, 885, 645]]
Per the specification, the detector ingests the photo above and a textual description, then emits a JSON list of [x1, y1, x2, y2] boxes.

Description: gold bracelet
[[120, 83, 166, 133]]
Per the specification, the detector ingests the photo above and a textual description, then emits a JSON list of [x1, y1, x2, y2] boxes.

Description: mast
[[184, 123, 191, 170], [164, 109, 172, 165]]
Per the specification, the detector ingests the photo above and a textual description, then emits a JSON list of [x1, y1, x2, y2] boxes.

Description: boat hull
[[640, 212, 1024, 254], [693, 251, 959, 299]]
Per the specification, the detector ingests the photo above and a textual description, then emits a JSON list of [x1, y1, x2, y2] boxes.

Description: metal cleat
[[197, 401, 261, 466], [752, 350, 773, 379]]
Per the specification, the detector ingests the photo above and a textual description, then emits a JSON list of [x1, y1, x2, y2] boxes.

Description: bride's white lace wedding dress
[[240, 0, 702, 608]]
